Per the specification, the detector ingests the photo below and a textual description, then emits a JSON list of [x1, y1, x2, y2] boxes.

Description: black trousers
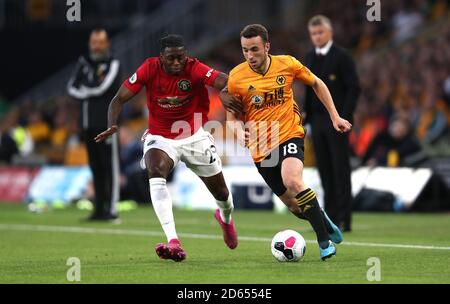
[[83, 129, 120, 217], [310, 116, 352, 230]]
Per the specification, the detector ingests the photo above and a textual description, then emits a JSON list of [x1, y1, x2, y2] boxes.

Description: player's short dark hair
[[160, 34, 185, 51], [240, 24, 269, 43]]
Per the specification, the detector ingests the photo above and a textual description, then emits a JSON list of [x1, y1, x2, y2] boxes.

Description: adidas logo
[[302, 205, 312, 212]]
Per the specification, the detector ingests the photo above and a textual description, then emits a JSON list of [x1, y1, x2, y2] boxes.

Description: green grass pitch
[[0, 203, 449, 284]]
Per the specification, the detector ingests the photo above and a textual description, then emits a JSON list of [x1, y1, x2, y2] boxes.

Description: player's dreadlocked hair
[[160, 34, 185, 51]]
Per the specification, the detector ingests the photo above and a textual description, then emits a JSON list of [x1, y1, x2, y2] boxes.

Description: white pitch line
[[1, 224, 450, 251]]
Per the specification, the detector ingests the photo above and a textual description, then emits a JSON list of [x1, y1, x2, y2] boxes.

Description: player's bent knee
[[147, 166, 168, 179]]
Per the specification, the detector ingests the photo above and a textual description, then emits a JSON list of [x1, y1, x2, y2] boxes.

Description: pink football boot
[[214, 209, 238, 249], [155, 239, 186, 262]]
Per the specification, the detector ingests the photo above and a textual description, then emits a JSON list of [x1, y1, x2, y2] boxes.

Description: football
[[271, 230, 306, 262]]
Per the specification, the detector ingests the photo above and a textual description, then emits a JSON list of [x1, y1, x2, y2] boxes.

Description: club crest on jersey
[[177, 79, 192, 92], [276, 75, 286, 85], [129, 73, 137, 84], [251, 95, 264, 105], [97, 64, 107, 77]]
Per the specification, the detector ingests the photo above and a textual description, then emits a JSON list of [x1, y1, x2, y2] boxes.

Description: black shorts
[[254, 137, 305, 196]]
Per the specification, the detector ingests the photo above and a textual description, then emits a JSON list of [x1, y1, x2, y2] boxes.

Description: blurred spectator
[[349, 103, 387, 159], [0, 113, 18, 164], [0, 107, 33, 160], [42, 104, 70, 164], [0, 132, 18, 163], [362, 114, 426, 167], [26, 109, 50, 146], [391, 2, 424, 43], [415, 85, 448, 145]]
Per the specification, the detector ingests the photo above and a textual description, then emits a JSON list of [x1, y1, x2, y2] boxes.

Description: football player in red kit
[[95, 35, 240, 262]]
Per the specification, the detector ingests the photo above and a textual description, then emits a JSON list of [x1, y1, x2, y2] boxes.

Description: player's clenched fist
[[332, 117, 352, 133]]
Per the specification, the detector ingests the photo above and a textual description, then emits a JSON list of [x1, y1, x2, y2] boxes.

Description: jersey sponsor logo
[[206, 69, 214, 78], [251, 95, 264, 105], [276, 75, 286, 85], [157, 95, 191, 108], [177, 79, 192, 92], [129, 73, 137, 84], [253, 88, 285, 110]]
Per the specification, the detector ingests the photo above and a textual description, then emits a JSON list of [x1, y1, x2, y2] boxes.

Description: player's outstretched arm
[[310, 76, 352, 133], [212, 72, 229, 91], [94, 84, 136, 142]]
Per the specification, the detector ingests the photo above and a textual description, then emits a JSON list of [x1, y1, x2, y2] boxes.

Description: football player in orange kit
[[221, 24, 352, 260]]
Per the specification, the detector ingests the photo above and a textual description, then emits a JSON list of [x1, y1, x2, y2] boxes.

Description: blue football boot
[[321, 209, 343, 244], [320, 241, 336, 261]]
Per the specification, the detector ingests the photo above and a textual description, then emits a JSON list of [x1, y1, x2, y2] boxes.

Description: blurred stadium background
[[0, 0, 449, 213]]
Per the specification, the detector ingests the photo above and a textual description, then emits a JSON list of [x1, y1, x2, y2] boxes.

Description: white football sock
[[149, 178, 178, 242], [216, 194, 234, 224]]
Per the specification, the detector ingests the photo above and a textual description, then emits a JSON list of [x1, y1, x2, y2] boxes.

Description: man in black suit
[[303, 15, 360, 232]]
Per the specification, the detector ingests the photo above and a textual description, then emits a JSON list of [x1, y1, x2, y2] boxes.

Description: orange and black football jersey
[[228, 55, 316, 162]]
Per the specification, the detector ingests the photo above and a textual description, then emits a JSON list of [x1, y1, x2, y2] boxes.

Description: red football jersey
[[124, 57, 220, 139]]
